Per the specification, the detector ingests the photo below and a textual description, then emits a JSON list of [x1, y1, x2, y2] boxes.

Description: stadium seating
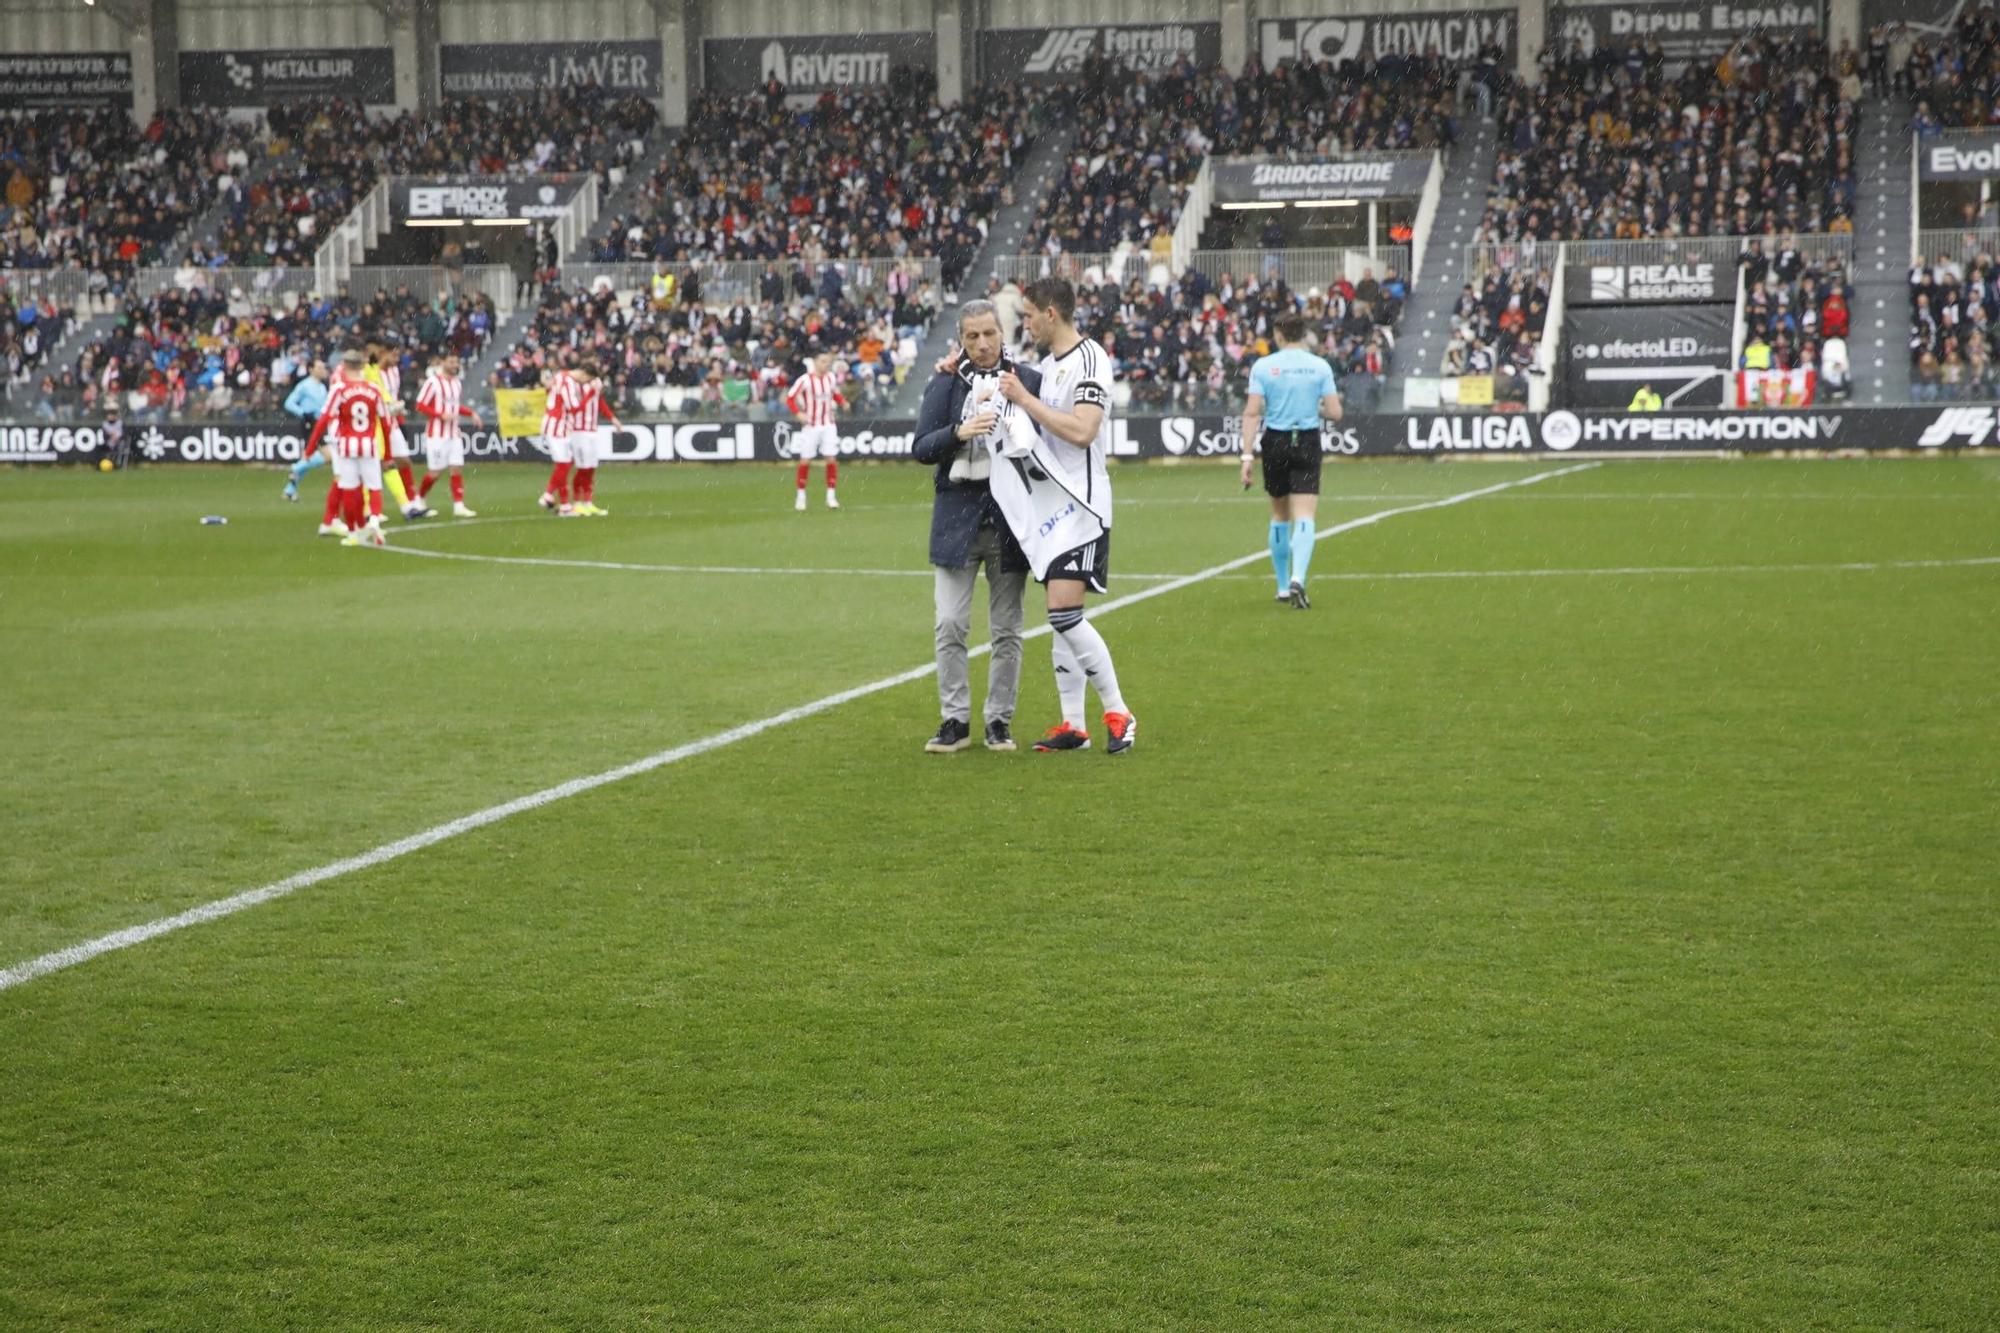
[[491, 267, 935, 417], [1, 282, 76, 410], [1026, 56, 1463, 257], [1892, 6, 2000, 127], [1907, 244, 2000, 401], [588, 85, 1036, 292], [1738, 240, 1853, 399], [70, 282, 497, 421], [210, 92, 657, 268], [1440, 260, 1552, 406], [1049, 259, 1406, 414], [0, 108, 255, 280]]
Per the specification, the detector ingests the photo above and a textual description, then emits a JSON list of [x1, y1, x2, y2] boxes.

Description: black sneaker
[[984, 720, 1016, 752], [1288, 581, 1311, 610], [1032, 722, 1091, 752], [924, 718, 972, 753]]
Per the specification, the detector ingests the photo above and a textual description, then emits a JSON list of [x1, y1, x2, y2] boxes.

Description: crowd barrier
[[6, 406, 1996, 467]]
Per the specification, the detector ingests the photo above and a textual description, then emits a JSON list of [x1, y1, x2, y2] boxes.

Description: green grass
[[2, 456, 1997, 1328]]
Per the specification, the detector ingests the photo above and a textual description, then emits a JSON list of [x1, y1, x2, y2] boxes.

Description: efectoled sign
[[0, 52, 132, 110], [980, 23, 1223, 82], [391, 177, 588, 222], [1211, 157, 1434, 203], [179, 47, 395, 105], [1257, 10, 1518, 66], [1552, 2, 1824, 62], [702, 33, 936, 94], [1920, 134, 2000, 181], [439, 41, 660, 96]]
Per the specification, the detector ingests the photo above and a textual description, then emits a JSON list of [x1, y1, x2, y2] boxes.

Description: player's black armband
[[1073, 383, 1109, 408]]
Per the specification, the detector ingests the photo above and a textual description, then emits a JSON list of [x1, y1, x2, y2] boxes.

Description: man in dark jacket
[[912, 300, 1039, 753]]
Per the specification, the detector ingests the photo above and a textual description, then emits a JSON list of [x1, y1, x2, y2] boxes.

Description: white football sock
[[1050, 632, 1088, 729], [1059, 618, 1127, 716]]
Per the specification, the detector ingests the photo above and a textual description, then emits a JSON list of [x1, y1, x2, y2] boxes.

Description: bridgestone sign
[[1257, 11, 1518, 67], [980, 24, 1223, 82], [702, 33, 936, 95], [1921, 136, 2000, 181], [1211, 157, 1433, 203]]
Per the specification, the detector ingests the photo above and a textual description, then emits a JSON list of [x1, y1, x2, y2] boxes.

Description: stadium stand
[[211, 92, 657, 268], [68, 282, 497, 421], [492, 264, 936, 417], [1889, 7, 2000, 127], [1441, 258, 1551, 407], [1050, 259, 1407, 414], [587, 84, 1035, 292], [1907, 244, 2000, 401], [1026, 55, 1463, 257], [1738, 239, 1853, 399], [1, 107, 255, 281]]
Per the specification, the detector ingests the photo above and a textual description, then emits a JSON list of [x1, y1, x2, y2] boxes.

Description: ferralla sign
[[1211, 157, 1434, 203], [980, 24, 1223, 81], [1921, 136, 2000, 181]]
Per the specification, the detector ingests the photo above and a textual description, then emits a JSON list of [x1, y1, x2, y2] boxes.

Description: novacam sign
[[1258, 13, 1516, 65]]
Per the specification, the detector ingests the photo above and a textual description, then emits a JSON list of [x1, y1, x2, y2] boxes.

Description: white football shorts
[[796, 423, 839, 459], [333, 453, 384, 489], [423, 433, 466, 470], [384, 424, 412, 460], [545, 432, 573, 465], [570, 427, 603, 469]]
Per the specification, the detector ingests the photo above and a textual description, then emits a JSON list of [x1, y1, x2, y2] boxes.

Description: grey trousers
[[934, 522, 1027, 725]]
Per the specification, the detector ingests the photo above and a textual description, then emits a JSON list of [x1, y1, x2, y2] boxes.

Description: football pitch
[[3, 455, 1997, 1327]]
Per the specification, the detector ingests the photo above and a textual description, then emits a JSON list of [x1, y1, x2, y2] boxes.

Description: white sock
[[1050, 632, 1088, 729], [1050, 610, 1126, 718]]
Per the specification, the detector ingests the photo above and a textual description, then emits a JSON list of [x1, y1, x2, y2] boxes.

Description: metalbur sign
[[1257, 11, 1518, 66], [179, 48, 395, 105]]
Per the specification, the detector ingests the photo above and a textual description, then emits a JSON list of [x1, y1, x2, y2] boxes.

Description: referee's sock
[[1289, 518, 1317, 590], [1268, 520, 1291, 593]]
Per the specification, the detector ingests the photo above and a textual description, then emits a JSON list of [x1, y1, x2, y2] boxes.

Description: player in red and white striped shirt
[[784, 350, 848, 511], [415, 354, 483, 518], [303, 350, 394, 546], [567, 360, 618, 517], [537, 361, 585, 516]]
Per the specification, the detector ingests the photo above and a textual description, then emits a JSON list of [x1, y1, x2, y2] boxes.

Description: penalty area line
[[0, 461, 1598, 994]]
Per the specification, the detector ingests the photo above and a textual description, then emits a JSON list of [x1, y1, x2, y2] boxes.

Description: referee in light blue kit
[[1238, 311, 1342, 609]]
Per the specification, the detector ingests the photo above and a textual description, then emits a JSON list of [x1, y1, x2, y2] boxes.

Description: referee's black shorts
[[1260, 427, 1322, 499]]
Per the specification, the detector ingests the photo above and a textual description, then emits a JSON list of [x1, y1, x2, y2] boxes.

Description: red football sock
[[825, 460, 839, 491], [342, 487, 363, 530], [397, 462, 418, 497], [576, 467, 595, 502], [450, 474, 464, 502], [368, 488, 383, 519], [548, 462, 571, 501], [418, 472, 438, 497], [795, 462, 810, 489], [323, 482, 342, 525]]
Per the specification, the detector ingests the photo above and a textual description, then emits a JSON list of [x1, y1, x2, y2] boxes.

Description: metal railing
[[989, 251, 1167, 289], [1188, 247, 1412, 293], [0, 268, 121, 316], [555, 257, 940, 305], [1915, 228, 2000, 265], [125, 263, 515, 314], [1467, 233, 1856, 286]]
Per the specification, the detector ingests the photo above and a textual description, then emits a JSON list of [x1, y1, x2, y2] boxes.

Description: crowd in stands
[[1735, 239, 1852, 399], [1882, 6, 2000, 127], [491, 260, 940, 417], [1012, 260, 1405, 413], [1483, 33, 1859, 247], [1, 108, 255, 282], [1442, 262, 1551, 405], [51, 282, 496, 422], [2, 280, 76, 407], [1031, 53, 1467, 257], [589, 78, 1033, 291], [209, 89, 657, 268], [1907, 245, 2000, 400]]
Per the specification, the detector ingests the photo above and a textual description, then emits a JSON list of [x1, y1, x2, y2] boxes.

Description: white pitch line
[[0, 461, 1599, 994], [1200, 555, 2000, 583]]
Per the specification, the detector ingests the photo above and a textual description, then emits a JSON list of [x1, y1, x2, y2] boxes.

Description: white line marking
[[1200, 555, 2000, 583], [0, 463, 1599, 993]]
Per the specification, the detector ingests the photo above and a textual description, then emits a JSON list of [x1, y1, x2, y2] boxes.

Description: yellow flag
[[494, 388, 546, 439], [1456, 374, 1494, 407]]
